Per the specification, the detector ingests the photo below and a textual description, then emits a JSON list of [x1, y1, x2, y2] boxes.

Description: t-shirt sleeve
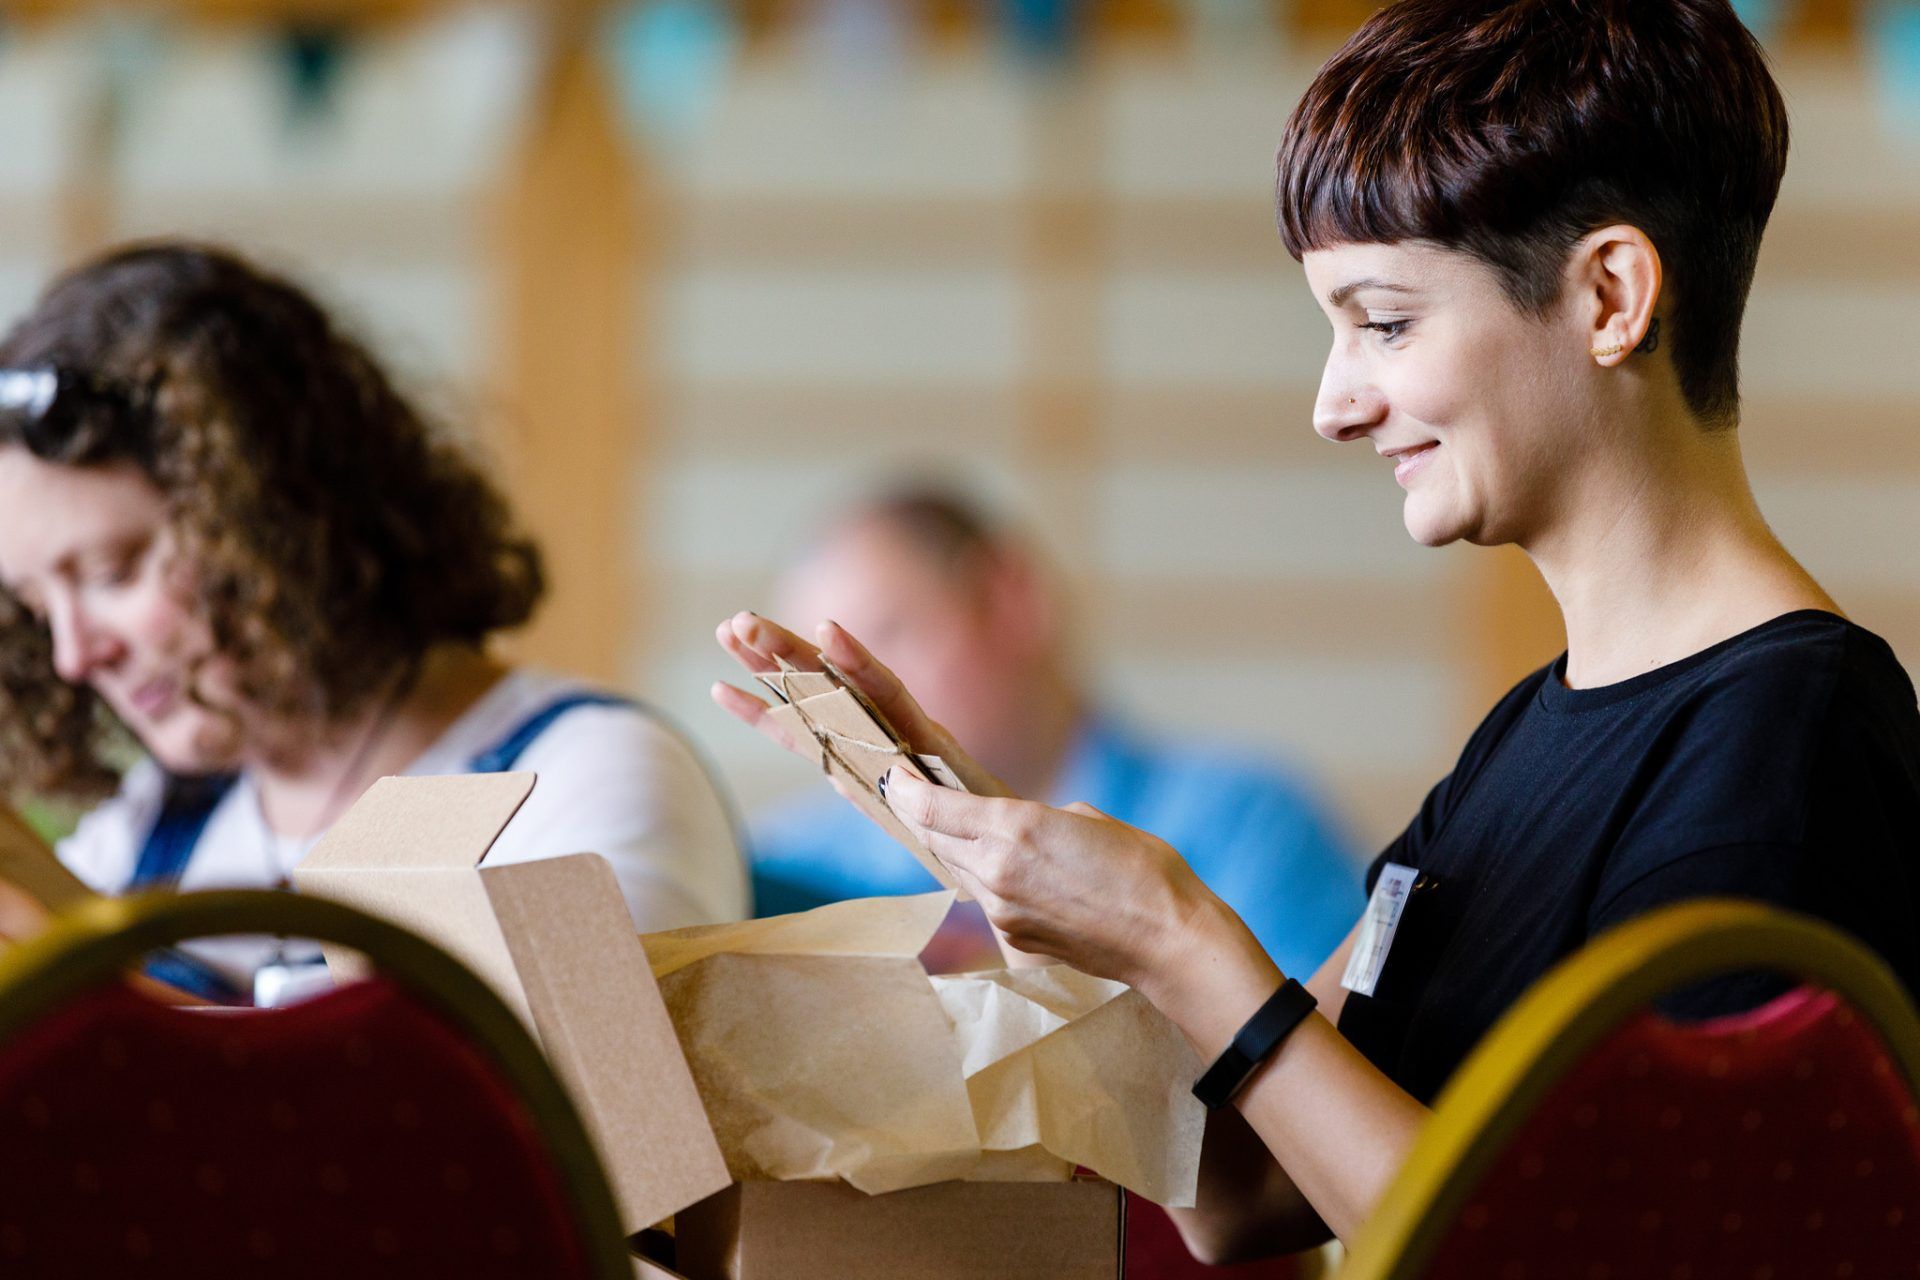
[[1585, 639, 1911, 1017], [479, 705, 750, 931], [1588, 840, 1807, 1018], [1590, 840, 1806, 927], [1369, 765, 1459, 895]]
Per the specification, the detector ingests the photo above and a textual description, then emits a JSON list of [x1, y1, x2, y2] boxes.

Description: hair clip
[[0, 368, 60, 421], [0, 365, 149, 462]]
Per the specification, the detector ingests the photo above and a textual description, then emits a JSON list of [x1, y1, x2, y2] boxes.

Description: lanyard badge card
[[1341, 862, 1438, 998], [756, 656, 971, 895]]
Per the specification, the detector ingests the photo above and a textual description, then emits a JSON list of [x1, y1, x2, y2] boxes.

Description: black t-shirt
[[1337, 610, 1920, 1105]]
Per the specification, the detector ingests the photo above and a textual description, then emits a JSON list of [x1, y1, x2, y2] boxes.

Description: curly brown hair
[[0, 241, 544, 800]]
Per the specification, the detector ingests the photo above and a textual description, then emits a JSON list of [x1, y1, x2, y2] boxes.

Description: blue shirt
[[749, 717, 1362, 980]]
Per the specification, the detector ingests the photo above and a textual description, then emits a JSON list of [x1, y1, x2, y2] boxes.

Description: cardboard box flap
[[295, 774, 731, 1233], [0, 804, 93, 912], [299, 772, 535, 872], [295, 773, 537, 1024], [482, 855, 731, 1233]]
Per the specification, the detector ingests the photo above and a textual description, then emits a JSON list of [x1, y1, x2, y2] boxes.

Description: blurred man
[[750, 487, 1359, 978]]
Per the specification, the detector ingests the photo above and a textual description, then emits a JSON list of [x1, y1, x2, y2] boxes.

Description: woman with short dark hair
[[715, 0, 1920, 1256], [0, 242, 747, 1003]]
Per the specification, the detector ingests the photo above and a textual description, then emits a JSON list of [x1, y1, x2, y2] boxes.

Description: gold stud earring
[[1591, 340, 1628, 359], [1348, 397, 1357, 405]]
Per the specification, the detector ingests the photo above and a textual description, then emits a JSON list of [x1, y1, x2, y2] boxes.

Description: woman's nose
[[1313, 350, 1379, 442], [47, 595, 112, 685], [1314, 383, 1379, 443]]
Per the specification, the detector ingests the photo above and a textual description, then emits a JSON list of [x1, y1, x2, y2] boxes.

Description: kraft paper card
[[754, 658, 971, 897]]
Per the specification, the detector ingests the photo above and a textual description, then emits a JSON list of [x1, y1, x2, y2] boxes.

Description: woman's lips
[[1391, 442, 1438, 487], [128, 678, 176, 720]]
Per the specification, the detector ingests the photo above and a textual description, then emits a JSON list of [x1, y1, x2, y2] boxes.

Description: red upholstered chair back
[[1420, 987, 1920, 1278], [1342, 902, 1920, 1280], [0, 890, 632, 1280]]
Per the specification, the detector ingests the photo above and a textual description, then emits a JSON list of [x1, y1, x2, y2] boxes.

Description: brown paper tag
[[765, 691, 967, 895]]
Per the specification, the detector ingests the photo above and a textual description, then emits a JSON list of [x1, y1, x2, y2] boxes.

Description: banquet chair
[[1341, 899, 1920, 1280], [0, 889, 632, 1279]]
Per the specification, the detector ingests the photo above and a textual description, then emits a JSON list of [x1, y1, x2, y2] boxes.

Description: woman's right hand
[[0, 877, 50, 944], [711, 611, 1011, 800]]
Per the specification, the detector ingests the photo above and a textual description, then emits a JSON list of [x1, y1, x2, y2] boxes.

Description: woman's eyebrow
[[1327, 278, 1417, 308]]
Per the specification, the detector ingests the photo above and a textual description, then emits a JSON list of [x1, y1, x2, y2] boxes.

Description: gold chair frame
[[1340, 899, 1920, 1280], [0, 888, 634, 1279]]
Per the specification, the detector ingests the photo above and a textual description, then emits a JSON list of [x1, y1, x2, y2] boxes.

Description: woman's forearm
[[1168, 1105, 1333, 1264], [1140, 896, 1426, 1245]]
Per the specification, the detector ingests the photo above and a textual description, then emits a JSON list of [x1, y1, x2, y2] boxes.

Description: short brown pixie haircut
[[0, 243, 543, 799], [1277, 0, 1788, 426]]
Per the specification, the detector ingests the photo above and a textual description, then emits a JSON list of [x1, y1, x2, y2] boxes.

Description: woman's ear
[[1576, 225, 1663, 367]]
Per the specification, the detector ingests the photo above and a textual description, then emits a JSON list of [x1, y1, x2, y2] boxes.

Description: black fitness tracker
[[1191, 977, 1319, 1110]]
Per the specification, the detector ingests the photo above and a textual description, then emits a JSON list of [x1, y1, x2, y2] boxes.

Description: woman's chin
[[1401, 497, 1467, 548], [142, 718, 243, 777]]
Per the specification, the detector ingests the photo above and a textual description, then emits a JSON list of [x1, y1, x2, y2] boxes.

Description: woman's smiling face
[[1303, 240, 1600, 550]]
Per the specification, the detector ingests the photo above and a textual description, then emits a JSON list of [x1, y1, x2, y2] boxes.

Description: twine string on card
[[764, 666, 903, 807]]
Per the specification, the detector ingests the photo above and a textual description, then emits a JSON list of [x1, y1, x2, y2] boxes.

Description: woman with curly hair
[[0, 242, 747, 1004]]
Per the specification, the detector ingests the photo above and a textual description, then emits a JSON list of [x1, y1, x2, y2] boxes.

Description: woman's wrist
[[1136, 885, 1286, 1061]]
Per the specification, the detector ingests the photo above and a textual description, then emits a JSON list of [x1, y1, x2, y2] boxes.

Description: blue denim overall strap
[[467, 692, 639, 773], [128, 775, 247, 1004]]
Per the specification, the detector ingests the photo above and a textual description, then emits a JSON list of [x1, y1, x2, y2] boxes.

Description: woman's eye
[[1359, 319, 1413, 342], [83, 546, 145, 589]]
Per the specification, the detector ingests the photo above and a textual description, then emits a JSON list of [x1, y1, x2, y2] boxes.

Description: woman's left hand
[[882, 767, 1256, 998]]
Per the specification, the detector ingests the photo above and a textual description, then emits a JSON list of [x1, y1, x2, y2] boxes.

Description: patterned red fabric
[[1420, 986, 1920, 1280], [0, 977, 593, 1278], [1125, 1192, 1303, 1278]]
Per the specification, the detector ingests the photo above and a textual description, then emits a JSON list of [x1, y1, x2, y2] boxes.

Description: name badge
[[1342, 862, 1419, 998], [254, 957, 334, 1009]]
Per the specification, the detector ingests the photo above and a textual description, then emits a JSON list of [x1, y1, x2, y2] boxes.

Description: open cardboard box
[[296, 774, 1155, 1279]]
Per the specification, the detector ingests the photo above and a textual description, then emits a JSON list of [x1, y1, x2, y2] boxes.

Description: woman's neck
[[1524, 417, 1839, 690], [249, 645, 509, 839]]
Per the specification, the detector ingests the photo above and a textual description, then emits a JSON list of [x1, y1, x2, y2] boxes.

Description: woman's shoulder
[[503, 684, 707, 776], [1678, 610, 1913, 730], [1622, 613, 1920, 850], [416, 668, 694, 774]]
